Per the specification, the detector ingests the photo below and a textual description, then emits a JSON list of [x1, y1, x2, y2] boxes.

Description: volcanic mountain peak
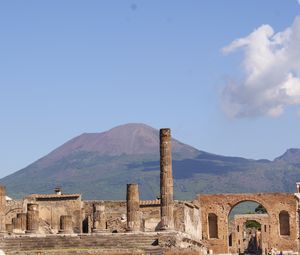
[[274, 148, 300, 164], [36, 123, 200, 167]]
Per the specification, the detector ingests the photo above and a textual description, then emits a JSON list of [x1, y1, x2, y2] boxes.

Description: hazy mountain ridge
[[1, 123, 300, 200]]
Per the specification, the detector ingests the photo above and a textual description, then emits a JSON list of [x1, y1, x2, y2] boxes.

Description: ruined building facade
[[0, 128, 300, 254]]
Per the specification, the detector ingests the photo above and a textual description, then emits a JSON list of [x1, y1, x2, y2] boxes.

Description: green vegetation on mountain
[[1, 123, 300, 200]]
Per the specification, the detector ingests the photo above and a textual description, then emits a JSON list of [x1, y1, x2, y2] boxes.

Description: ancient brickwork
[[231, 214, 269, 254], [198, 193, 298, 254]]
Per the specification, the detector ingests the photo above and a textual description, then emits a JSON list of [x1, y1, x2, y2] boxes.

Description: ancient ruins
[[0, 128, 300, 254]]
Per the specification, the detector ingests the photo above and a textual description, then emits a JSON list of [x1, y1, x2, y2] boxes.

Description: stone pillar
[[92, 203, 107, 233], [160, 128, 174, 230], [26, 203, 39, 234], [17, 213, 27, 231], [12, 217, 22, 232], [59, 215, 73, 234], [126, 183, 140, 232], [0, 186, 6, 233]]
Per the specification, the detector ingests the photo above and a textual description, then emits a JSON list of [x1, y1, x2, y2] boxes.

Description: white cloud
[[221, 16, 300, 118], [298, 0, 300, 5]]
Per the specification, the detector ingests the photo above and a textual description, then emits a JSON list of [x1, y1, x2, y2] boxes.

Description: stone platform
[[0, 231, 205, 255]]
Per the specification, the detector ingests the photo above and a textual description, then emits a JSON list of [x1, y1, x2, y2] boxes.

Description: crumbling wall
[[24, 196, 83, 233], [173, 201, 201, 241], [231, 214, 269, 254], [84, 201, 127, 233], [198, 193, 298, 254], [84, 200, 201, 239], [5, 199, 23, 225]]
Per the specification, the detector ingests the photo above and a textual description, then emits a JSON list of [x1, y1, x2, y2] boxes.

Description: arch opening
[[228, 201, 267, 254], [208, 213, 218, 239], [279, 210, 290, 236]]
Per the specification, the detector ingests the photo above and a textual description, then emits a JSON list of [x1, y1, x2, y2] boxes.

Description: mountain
[[1, 123, 300, 200], [274, 148, 300, 164]]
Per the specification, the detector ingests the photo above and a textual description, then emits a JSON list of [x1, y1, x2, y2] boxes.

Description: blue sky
[[0, 0, 300, 178]]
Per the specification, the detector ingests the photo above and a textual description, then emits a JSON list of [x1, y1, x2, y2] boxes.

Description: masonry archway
[[228, 200, 268, 255], [198, 193, 298, 254]]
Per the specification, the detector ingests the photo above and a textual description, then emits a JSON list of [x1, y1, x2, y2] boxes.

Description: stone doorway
[[228, 201, 268, 255]]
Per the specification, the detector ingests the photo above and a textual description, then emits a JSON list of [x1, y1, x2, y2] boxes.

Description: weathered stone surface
[[92, 203, 107, 232], [59, 215, 73, 234], [24, 193, 82, 233], [231, 214, 269, 254], [12, 217, 22, 233], [160, 128, 174, 230], [17, 212, 27, 231], [26, 203, 39, 234], [0, 186, 6, 233], [126, 183, 140, 232], [198, 193, 298, 254], [0, 232, 204, 255]]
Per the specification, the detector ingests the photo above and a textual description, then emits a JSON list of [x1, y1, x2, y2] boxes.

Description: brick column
[[160, 128, 174, 230], [0, 186, 6, 233], [126, 183, 140, 232], [17, 213, 27, 231], [26, 203, 39, 234], [59, 215, 73, 234], [92, 203, 107, 233]]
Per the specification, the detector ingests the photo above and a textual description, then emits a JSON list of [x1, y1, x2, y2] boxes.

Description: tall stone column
[[160, 128, 174, 230], [126, 183, 140, 232], [59, 215, 73, 234], [92, 203, 107, 233], [26, 203, 39, 234], [0, 186, 6, 234]]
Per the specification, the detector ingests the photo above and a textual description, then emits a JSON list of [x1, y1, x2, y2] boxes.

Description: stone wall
[[230, 214, 269, 254], [5, 199, 23, 225], [173, 202, 201, 241], [198, 192, 298, 254], [24, 194, 83, 234], [84, 201, 127, 233], [84, 200, 201, 237]]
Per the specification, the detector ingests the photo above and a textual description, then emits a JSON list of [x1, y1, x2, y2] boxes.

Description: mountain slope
[[1, 123, 300, 200]]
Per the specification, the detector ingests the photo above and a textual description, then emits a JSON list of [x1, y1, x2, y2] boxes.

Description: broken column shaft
[[126, 183, 140, 232], [92, 203, 107, 233], [26, 203, 39, 234], [160, 128, 174, 230]]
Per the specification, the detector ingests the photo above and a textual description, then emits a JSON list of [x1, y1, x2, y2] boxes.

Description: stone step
[[0, 235, 160, 253], [0, 233, 182, 254]]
